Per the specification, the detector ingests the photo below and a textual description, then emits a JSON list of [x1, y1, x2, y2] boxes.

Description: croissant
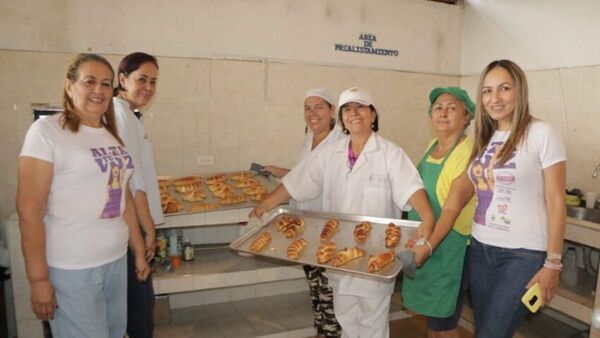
[[276, 216, 305, 238], [385, 223, 402, 248], [162, 196, 183, 214], [172, 176, 202, 185], [235, 178, 260, 188], [182, 190, 206, 202], [287, 238, 307, 260], [332, 247, 366, 267], [353, 222, 372, 244], [174, 182, 203, 193], [367, 251, 395, 273], [206, 174, 226, 185], [247, 192, 268, 201], [230, 171, 253, 181], [242, 185, 268, 195], [316, 242, 337, 264], [189, 202, 219, 212], [249, 232, 272, 252], [219, 194, 248, 205], [320, 219, 339, 242]]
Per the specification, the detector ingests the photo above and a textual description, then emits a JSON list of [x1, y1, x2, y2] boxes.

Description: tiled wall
[[3, 50, 600, 224], [0, 49, 458, 223]]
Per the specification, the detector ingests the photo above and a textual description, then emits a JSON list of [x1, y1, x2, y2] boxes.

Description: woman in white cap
[[251, 87, 434, 338], [263, 87, 343, 338]]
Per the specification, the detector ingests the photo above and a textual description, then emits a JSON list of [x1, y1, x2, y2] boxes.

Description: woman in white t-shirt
[[263, 87, 343, 338], [113, 52, 163, 338], [17, 53, 149, 338], [434, 60, 566, 338]]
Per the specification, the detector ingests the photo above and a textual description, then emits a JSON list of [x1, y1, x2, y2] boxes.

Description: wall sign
[[335, 33, 399, 57]]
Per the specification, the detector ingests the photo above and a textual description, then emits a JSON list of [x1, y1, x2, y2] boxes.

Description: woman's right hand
[[30, 279, 56, 320], [249, 202, 267, 219]]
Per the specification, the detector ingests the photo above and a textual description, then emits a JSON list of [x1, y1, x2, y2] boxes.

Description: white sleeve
[[115, 105, 147, 193], [389, 146, 424, 211], [535, 122, 566, 168], [282, 146, 326, 202], [20, 118, 55, 163]]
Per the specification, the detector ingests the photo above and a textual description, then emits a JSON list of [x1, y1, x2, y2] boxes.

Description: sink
[[566, 207, 600, 223]]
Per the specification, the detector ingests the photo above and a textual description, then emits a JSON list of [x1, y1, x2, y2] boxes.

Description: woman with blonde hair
[[17, 53, 149, 338], [433, 60, 566, 337]]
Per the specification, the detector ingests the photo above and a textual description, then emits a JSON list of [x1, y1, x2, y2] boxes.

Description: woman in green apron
[[402, 87, 477, 338]]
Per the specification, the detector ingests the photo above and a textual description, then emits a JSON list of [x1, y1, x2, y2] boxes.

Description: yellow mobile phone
[[521, 282, 543, 313]]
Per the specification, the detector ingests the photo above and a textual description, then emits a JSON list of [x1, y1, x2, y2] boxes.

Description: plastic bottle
[[183, 238, 195, 261], [561, 247, 578, 287]]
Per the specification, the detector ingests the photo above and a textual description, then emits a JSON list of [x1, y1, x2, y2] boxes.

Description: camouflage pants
[[303, 265, 341, 337]]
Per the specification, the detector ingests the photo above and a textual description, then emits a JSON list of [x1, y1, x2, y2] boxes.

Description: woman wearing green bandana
[[402, 87, 477, 338]]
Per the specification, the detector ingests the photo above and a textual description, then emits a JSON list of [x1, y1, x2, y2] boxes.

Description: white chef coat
[[113, 97, 165, 225], [288, 125, 345, 211], [283, 132, 424, 297]]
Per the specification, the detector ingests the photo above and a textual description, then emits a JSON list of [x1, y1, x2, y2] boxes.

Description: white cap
[[305, 87, 335, 106], [338, 87, 374, 108]]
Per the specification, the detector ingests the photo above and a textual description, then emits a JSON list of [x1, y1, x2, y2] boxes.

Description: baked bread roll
[[316, 242, 337, 264], [175, 182, 203, 194], [208, 183, 235, 198], [159, 184, 170, 194], [367, 251, 395, 273], [189, 202, 219, 212], [249, 232, 271, 252], [320, 219, 339, 242], [206, 174, 226, 185], [242, 184, 268, 195], [182, 190, 207, 202], [172, 176, 201, 185], [353, 222, 372, 244], [276, 216, 305, 238], [332, 247, 366, 267], [235, 178, 260, 188], [287, 238, 307, 260], [385, 223, 402, 248], [161, 195, 183, 214], [218, 194, 248, 205], [247, 192, 268, 201], [230, 171, 253, 182]]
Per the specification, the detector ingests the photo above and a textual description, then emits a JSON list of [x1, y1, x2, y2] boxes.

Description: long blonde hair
[[471, 59, 532, 164], [61, 53, 123, 146]]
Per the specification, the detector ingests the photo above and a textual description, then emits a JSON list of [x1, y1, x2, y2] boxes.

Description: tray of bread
[[229, 208, 420, 280], [158, 171, 279, 215]]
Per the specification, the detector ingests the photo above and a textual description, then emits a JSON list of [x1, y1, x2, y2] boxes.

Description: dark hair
[[113, 52, 159, 96], [338, 104, 379, 135], [471, 59, 531, 164], [61, 53, 123, 146]]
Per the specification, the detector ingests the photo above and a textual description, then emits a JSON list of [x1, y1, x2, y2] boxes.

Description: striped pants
[[303, 265, 341, 337]]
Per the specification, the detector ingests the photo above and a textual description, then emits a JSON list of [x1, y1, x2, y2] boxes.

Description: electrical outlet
[[196, 155, 214, 166]]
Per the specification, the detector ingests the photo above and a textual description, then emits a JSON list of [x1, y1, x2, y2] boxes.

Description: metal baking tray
[[159, 171, 280, 216], [229, 208, 420, 280]]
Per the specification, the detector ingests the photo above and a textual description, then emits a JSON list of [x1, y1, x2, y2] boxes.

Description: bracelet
[[424, 239, 433, 257], [546, 252, 562, 261], [543, 260, 563, 271]]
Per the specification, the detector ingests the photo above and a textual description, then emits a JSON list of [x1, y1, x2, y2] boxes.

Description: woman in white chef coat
[[251, 87, 434, 338], [263, 87, 343, 338]]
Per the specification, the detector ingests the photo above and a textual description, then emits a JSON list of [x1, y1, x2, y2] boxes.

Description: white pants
[[334, 293, 392, 338]]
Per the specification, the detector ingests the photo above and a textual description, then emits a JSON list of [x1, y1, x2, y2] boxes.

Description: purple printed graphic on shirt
[[470, 141, 516, 226], [90, 146, 133, 219]]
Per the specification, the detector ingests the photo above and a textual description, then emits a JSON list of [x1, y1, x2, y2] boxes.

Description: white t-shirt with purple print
[[20, 114, 133, 269], [468, 120, 566, 251]]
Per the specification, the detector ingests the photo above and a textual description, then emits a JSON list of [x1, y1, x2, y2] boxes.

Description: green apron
[[402, 138, 470, 318]]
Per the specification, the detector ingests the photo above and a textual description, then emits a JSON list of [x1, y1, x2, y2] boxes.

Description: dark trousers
[[127, 249, 155, 338]]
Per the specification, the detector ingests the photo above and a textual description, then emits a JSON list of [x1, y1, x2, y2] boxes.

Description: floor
[[154, 290, 588, 338]]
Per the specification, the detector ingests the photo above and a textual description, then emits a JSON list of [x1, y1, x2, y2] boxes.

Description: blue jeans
[[49, 254, 127, 338], [468, 238, 545, 338], [127, 248, 154, 338]]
